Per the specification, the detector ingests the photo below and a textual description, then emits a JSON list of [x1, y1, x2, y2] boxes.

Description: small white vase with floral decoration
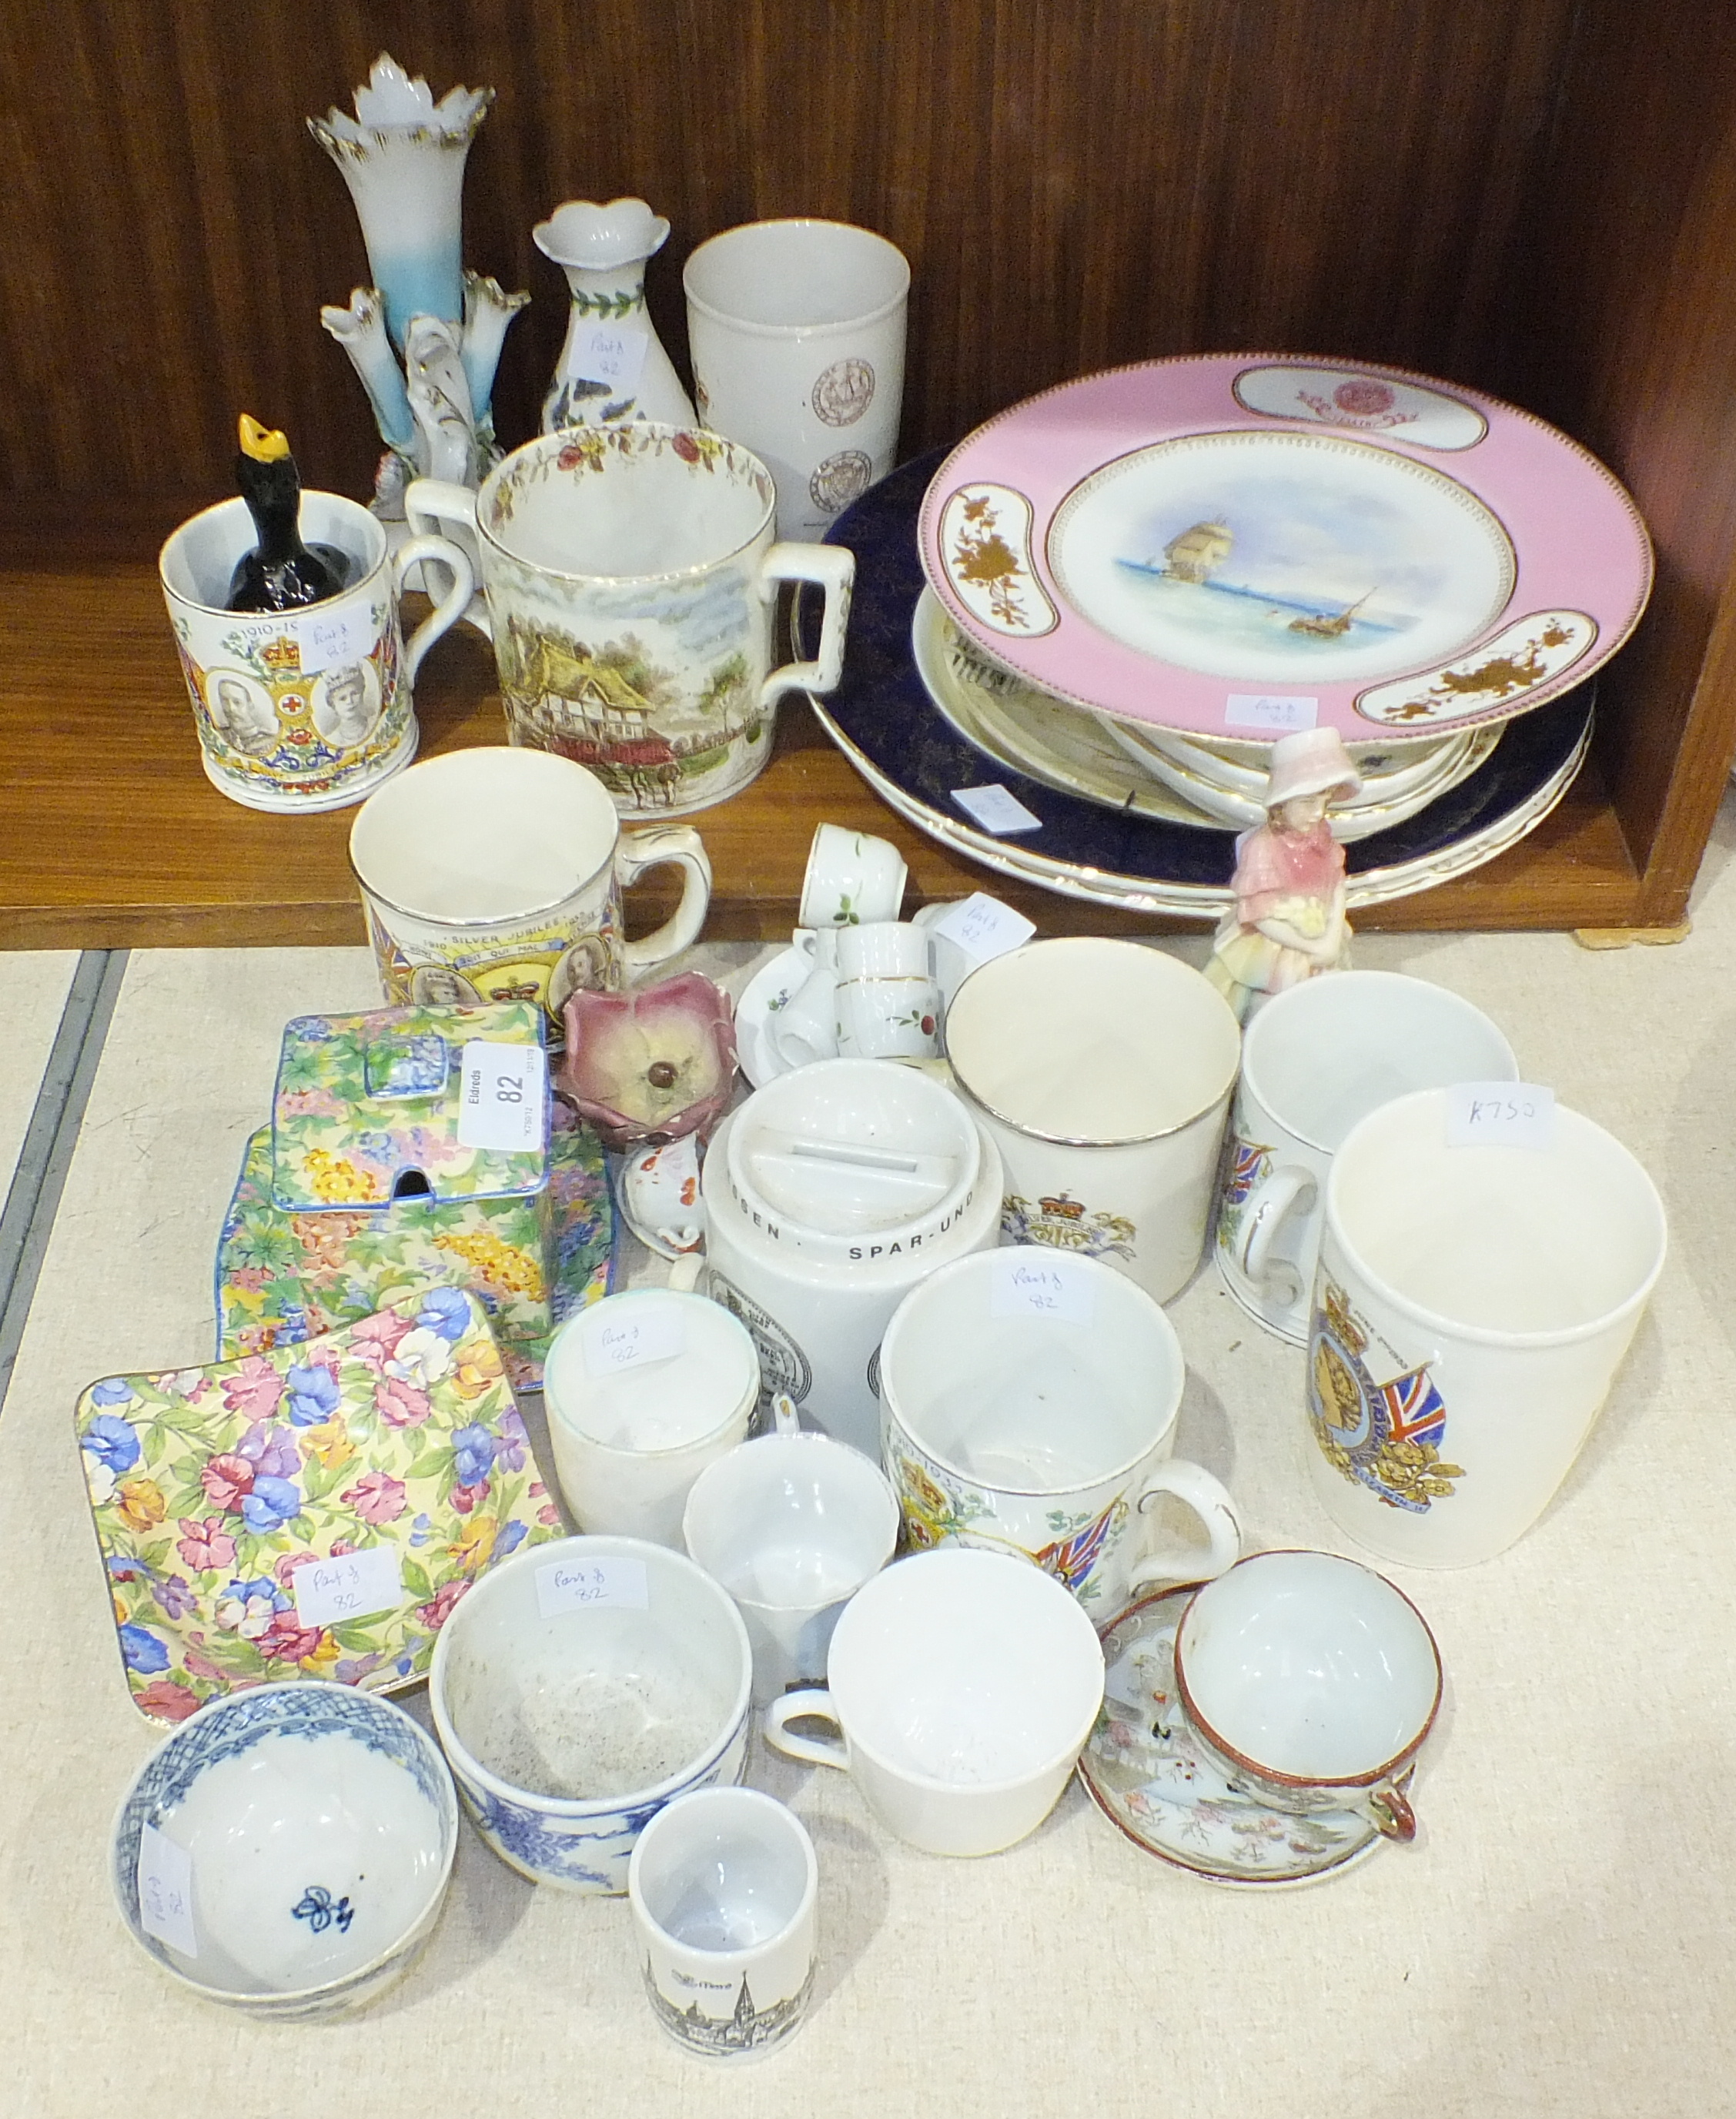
[[534, 197, 697, 433]]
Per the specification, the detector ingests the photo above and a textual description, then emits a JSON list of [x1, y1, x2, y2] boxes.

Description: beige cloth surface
[[5, 808, 1736, 2117], [0, 952, 75, 1200]]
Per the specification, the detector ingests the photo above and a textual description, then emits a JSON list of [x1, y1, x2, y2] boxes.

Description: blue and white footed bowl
[[112, 1681, 457, 2020], [430, 1535, 754, 1893]]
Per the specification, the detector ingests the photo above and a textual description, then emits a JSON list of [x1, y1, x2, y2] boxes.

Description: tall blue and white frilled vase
[[534, 199, 696, 433], [309, 55, 527, 514]]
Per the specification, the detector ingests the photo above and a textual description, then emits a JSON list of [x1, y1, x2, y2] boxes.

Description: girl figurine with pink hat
[[1206, 727, 1363, 1020]]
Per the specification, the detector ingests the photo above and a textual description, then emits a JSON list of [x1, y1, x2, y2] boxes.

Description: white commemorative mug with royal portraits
[[350, 747, 710, 1026], [406, 425, 853, 817], [943, 938, 1243, 1304], [1216, 971, 1518, 1345], [160, 491, 474, 813]]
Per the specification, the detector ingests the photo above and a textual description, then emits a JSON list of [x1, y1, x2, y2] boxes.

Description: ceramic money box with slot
[[701, 1059, 1002, 1455], [216, 1002, 609, 1385]]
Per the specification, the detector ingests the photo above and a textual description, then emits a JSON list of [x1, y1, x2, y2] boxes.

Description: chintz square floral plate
[[75, 1287, 567, 1724]]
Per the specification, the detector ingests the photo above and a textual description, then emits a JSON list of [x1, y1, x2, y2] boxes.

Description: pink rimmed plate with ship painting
[[920, 356, 1651, 741]]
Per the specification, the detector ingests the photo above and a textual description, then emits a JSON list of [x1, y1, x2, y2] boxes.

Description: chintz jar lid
[[723, 1058, 982, 1262]]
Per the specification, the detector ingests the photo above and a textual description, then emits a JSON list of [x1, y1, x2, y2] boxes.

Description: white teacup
[[799, 823, 907, 929], [684, 219, 910, 541], [1216, 971, 1518, 1344], [945, 938, 1243, 1302], [763, 1547, 1104, 1857], [544, 1291, 759, 1546], [160, 491, 474, 814], [682, 1408, 900, 1705], [1307, 1087, 1667, 1566], [629, 1789, 818, 2060], [406, 426, 853, 815], [1172, 1549, 1443, 1842], [878, 1247, 1240, 1614]]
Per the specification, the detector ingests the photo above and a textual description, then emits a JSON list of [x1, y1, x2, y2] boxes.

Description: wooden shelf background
[[0, 521, 1642, 950], [5, 2, 1736, 942]]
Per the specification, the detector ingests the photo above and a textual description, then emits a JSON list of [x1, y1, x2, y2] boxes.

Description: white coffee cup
[[798, 823, 908, 929], [1216, 971, 1519, 1344], [160, 491, 474, 814], [628, 1788, 818, 2060], [835, 975, 942, 1061], [684, 219, 910, 541], [763, 1547, 1105, 1857], [1172, 1549, 1442, 1842], [768, 962, 841, 1071], [878, 1248, 1241, 1615], [544, 1290, 759, 1546], [683, 1407, 900, 1705], [944, 938, 1243, 1303], [349, 747, 711, 1028], [406, 426, 853, 814], [704, 1062, 1004, 1453], [1306, 1086, 1667, 1566]]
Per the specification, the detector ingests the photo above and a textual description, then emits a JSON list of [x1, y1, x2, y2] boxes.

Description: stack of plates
[[913, 589, 1502, 842], [797, 356, 1652, 917]]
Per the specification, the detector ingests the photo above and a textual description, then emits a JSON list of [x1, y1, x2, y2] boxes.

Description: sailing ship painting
[[1049, 433, 1516, 685], [1119, 513, 1405, 652]]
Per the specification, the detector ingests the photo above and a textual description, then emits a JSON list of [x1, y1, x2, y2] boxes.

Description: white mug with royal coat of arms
[[943, 939, 1243, 1305], [878, 1248, 1241, 1616], [160, 492, 475, 813], [1306, 1087, 1666, 1567]]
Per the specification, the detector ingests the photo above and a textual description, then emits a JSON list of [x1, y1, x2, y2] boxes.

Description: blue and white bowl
[[112, 1681, 457, 2020], [430, 1535, 753, 1893]]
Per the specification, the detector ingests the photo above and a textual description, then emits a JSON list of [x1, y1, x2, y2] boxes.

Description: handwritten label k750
[[1446, 1081, 1556, 1150]]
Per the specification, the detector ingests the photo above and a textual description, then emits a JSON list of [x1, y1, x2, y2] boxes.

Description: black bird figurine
[[226, 415, 353, 613]]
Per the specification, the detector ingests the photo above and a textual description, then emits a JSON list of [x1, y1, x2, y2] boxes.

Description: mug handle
[[390, 534, 476, 683], [1126, 1458, 1242, 1596], [1237, 1165, 1316, 1284], [757, 545, 855, 703], [404, 478, 493, 640], [615, 826, 712, 978], [762, 1686, 848, 1769]]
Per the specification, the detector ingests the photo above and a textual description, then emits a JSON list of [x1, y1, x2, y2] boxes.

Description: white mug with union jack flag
[[877, 1247, 1241, 1617], [1216, 971, 1518, 1345], [1306, 1087, 1666, 1566]]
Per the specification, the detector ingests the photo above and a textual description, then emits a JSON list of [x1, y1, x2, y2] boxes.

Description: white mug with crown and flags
[[877, 1246, 1240, 1617], [1305, 1085, 1666, 1567]]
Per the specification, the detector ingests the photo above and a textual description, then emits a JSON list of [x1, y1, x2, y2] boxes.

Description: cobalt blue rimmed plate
[[795, 451, 1595, 915]]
